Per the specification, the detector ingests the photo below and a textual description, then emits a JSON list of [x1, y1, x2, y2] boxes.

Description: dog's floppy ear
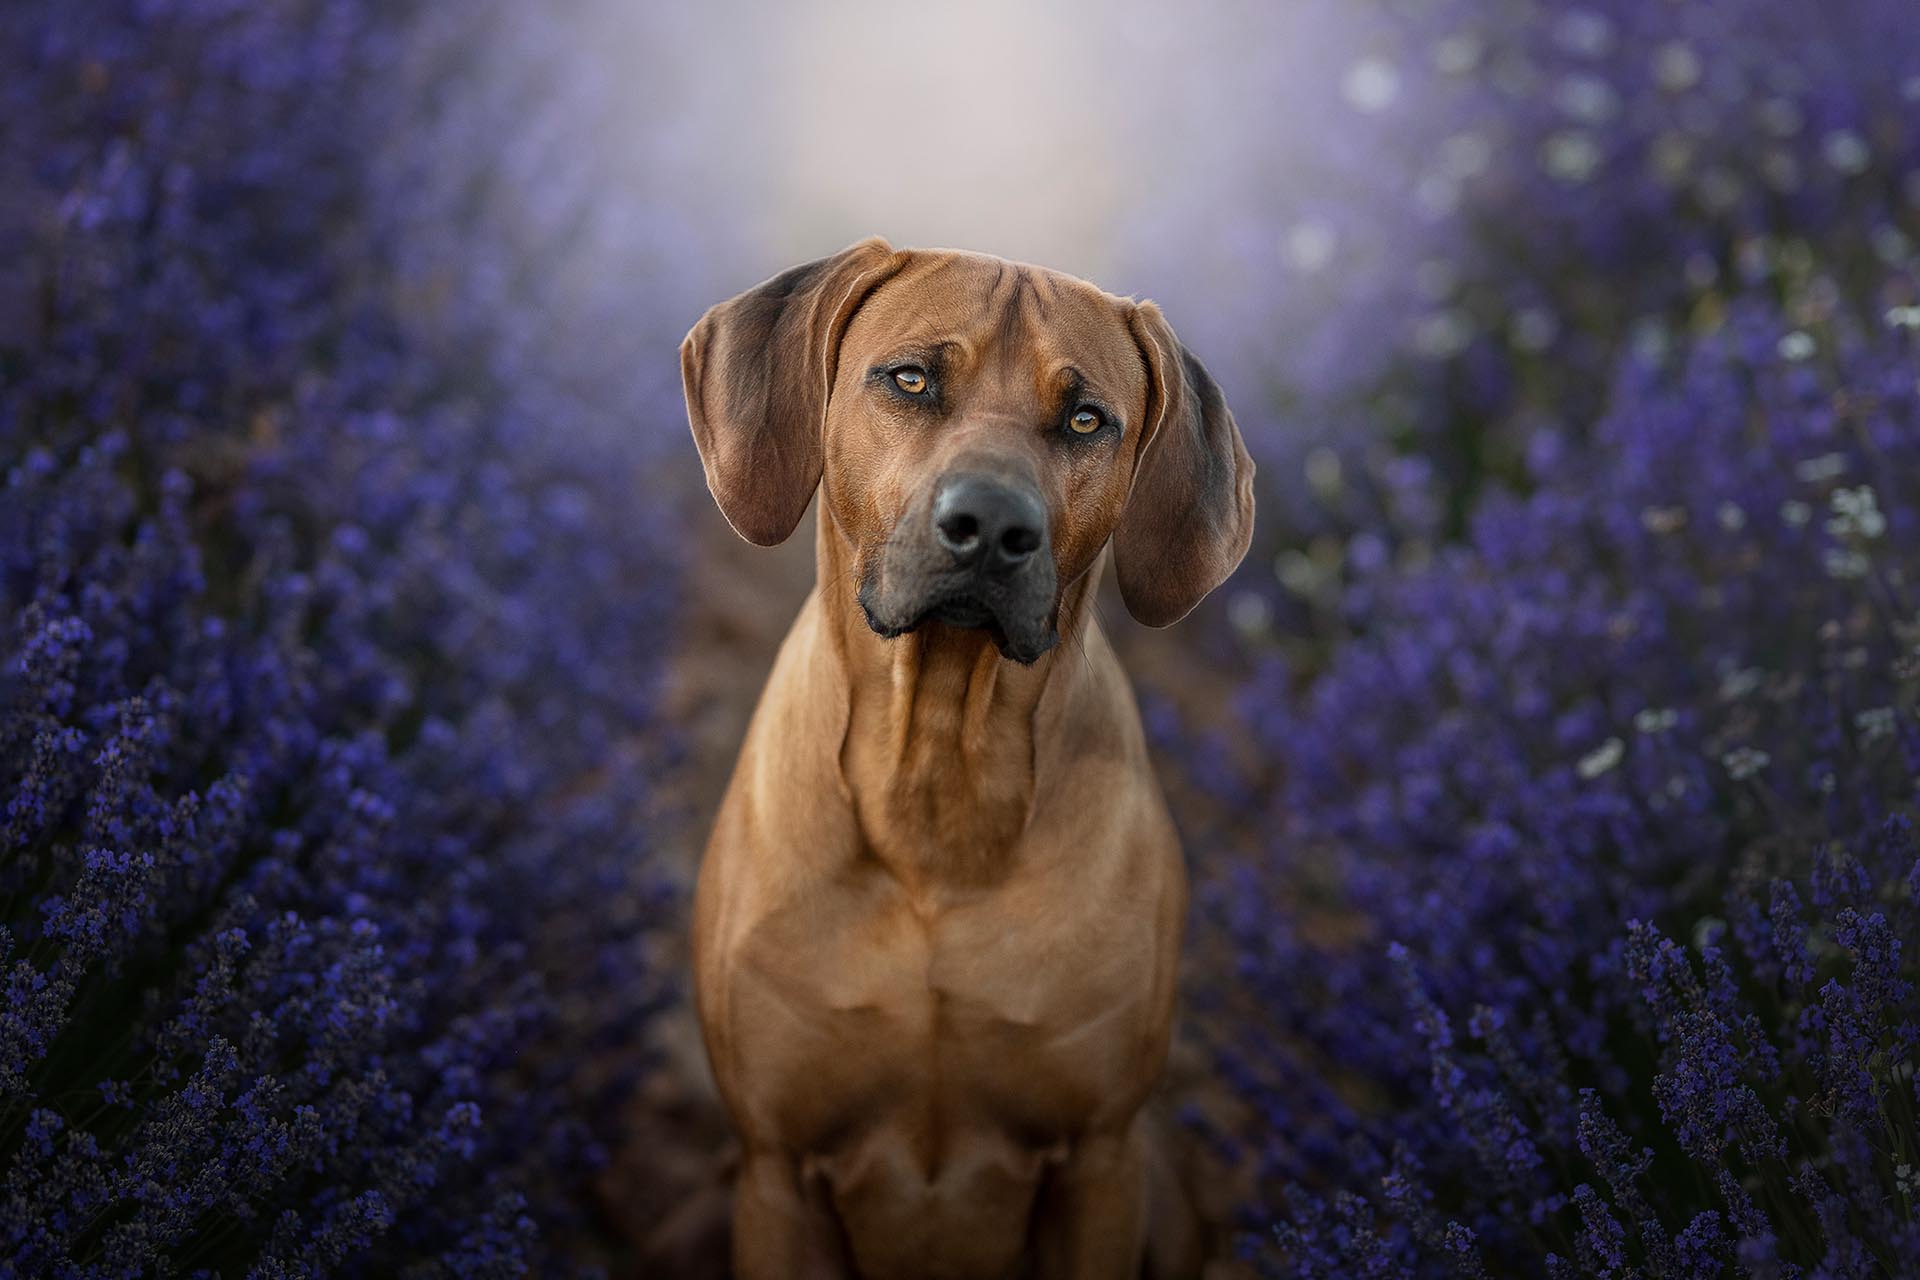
[[682, 237, 903, 545], [1115, 301, 1256, 627]]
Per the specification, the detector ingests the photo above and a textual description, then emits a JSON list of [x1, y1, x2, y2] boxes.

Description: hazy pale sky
[[759, 0, 1145, 278], [440, 0, 1321, 392], [618, 0, 1240, 284]]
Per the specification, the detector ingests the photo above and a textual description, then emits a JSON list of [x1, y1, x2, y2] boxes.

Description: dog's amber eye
[[1068, 406, 1104, 434], [892, 367, 928, 394]]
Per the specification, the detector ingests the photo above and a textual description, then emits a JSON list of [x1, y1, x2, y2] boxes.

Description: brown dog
[[682, 238, 1253, 1280]]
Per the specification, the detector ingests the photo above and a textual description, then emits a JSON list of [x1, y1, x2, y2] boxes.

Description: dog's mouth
[[859, 582, 1058, 664], [928, 594, 995, 629]]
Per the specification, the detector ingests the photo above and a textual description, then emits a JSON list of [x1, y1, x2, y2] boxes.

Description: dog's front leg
[[1029, 1126, 1151, 1280], [732, 1150, 851, 1280]]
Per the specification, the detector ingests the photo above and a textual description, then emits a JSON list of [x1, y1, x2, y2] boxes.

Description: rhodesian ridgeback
[[682, 238, 1254, 1279]]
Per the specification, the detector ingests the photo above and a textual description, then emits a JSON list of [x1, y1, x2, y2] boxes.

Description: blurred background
[[4, 1, 1919, 1276]]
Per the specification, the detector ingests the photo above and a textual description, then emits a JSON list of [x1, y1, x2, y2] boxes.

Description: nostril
[[933, 475, 1044, 571], [1000, 525, 1040, 559], [938, 512, 981, 550]]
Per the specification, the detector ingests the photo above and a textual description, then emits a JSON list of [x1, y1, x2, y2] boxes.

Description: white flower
[[1652, 42, 1702, 91], [1414, 310, 1474, 359], [1722, 747, 1771, 781], [1828, 486, 1885, 539], [1824, 548, 1870, 579], [1553, 11, 1614, 57], [1822, 130, 1871, 176], [1284, 222, 1338, 274], [1641, 506, 1688, 534], [1855, 707, 1897, 742], [1577, 737, 1625, 780], [1227, 591, 1272, 638], [1275, 550, 1322, 596], [1431, 34, 1483, 75], [1305, 447, 1344, 497], [1777, 331, 1816, 361], [1794, 452, 1848, 482], [1342, 57, 1400, 113], [1652, 133, 1695, 185], [1512, 308, 1560, 352], [1634, 708, 1679, 734], [1556, 74, 1620, 124], [1543, 130, 1602, 183]]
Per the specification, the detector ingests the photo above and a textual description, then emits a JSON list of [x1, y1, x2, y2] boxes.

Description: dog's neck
[[817, 511, 1097, 900]]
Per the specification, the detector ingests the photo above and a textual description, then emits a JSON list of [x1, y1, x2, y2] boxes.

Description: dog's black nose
[[933, 475, 1046, 574]]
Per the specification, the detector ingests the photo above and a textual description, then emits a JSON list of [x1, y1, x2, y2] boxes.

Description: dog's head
[[681, 237, 1254, 663]]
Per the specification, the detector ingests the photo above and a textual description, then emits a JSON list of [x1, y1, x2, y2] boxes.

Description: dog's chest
[[725, 861, 1163, 1152]]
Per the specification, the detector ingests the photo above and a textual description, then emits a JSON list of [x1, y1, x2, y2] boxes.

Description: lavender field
[[3, 1, 1919, 1276]]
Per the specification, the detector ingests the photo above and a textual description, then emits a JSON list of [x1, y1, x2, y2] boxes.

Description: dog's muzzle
[[859, 472, 1059, 663]]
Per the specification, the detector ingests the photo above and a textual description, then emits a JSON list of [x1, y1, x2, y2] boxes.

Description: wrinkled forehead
[[842, 252, 1147, 406]]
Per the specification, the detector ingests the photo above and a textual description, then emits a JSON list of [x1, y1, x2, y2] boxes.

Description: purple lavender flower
[[1141, 4, 1920, 1274], [1, 0, 696, 1271]]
